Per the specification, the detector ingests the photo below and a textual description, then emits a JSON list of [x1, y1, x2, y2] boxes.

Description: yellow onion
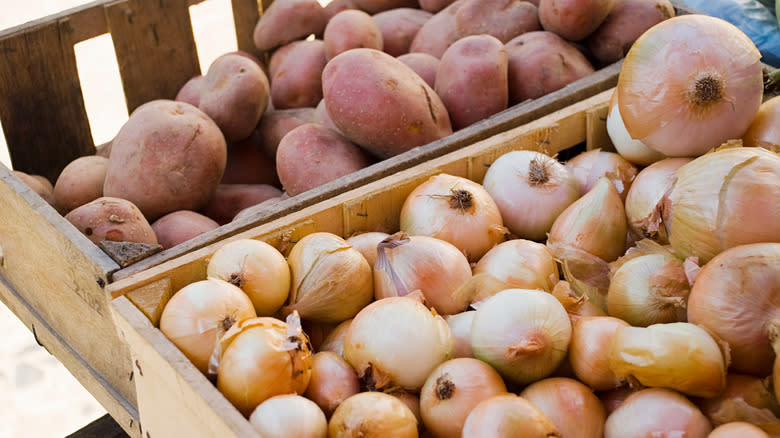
[[373, 232, 472, 315], [400, 173, 507, 262], [419, 358, 507, 438], [565, 148, 638, 201], [624, 157, 692, 243], [472, 239, 559, 293], [662, 147, 780, 263], [519, 377, 606, 438], [708, 422, 771, 438], [606, 90, 666, 166], [446, 310, 476, 359], [482, 150, 580, 241], [471, 289, 572, 385], [569, 316, 629, 391], [687, 243, 780, 376], [248, 394, 327, 438], [386, 390, 422, 431], [461, 394, 561, 438], [328, 392, 418, 438], [609, 322, 728, 398], [346, 231, 390, 267], [743, 95, 780, 152], [214, 315, 312, 417], [206, 238, 290, 316], [604, 388, 712, 438], [344, 296, 454, 392], [319, 318, 352, 358], [159, 278, 256, 375], [551, 281, 607, 324], [283, 232, 373, 323], [695, 373, 780, 434], [617, 15, 764, 157], [303, 351, 360, 417]]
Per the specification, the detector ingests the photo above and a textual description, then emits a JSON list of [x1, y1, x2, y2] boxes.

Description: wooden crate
[[107, 89, 614, 437]]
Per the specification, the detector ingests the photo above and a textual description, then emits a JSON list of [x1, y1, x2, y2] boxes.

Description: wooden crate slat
[[0, 1, 108, 42], [231, 0, 261, 57], [0, 19, 94, 182], [104, 0, 201, 113]]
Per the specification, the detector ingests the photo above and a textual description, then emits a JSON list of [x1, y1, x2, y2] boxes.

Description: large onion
[[606, 90, 666, 166], [461, 394, 561, 438], [328, 392, 418, 438], [604, 388, 712, 438], [616, 15, 764, 157], [662, 147, 780, 263], [569, 316, 629, 391], [519, 377, 606, 438], [303, 351, 360, 417], [248, 394, 327, 438], [472, 239, 559, 293]]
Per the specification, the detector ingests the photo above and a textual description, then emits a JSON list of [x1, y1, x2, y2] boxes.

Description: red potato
[[419, 0, 457, 12], [231, 196, 285, 223], [257, 107, 318, 158], [586, 0, 675, 66], [373, 8, 433, 57], [324, 10, 384, 60], [95, 140, 112, 158], [200, 184, 284, 225], [175, 75, 204, 107], [13, 170, 54, 206], [409, 0, 465, 59], [435, 34, 509, 130], [276, 123, 374, 196], [222, 130, 280, 187], [53, 155, 109, 215], [323, 0, 358, 20], [314, 99, 344, 135], [506, 31, 595, 104], [539, 0, 616, 41], [65, 197, 157, 245], [268, 41, 304, 79], [351, 0, 418, 13], [397, 52, 440, 88], [103, 100, 227, 221], [322, 48, 453, 158], [151, 210, 219, 249], [199, 52, 270, 142], [270, 40, 327, 109], [253, 0, 327, 51], [455, 0, 541, 43]]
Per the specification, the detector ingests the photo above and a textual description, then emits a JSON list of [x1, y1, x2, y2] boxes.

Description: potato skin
[[455, 0, 541, 43], [275, 123, 374, 196], [586, 0, 675, 66], [199, 52, 270, 142], [435, 35, 508, 130], [351, 0, 418, 13], [373, 8, 433, 57], [53, 155, 109, 215], [322, 48, 452, 158], [539, 0, 615, 41], [13, 171, 55, 206], [323, 0, 358, 20], [409, 0, 465, 58], [397, 52, 440, 88], [419, 0, 457, 12], [175, 75, 204, 107], [324, 10, 384, 60], [103, 100, 227, 221], [201, 184, 284, 225], [270, 40, 327, 109], [253, 0, 327, 51], [222, 130, 280, 187], [506, 31, 595, 104], [257, 107, 318, 158], [65, 197, 157, 245], [151, 210, 219, 249]]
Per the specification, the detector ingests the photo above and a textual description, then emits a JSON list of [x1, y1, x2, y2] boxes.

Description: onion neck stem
[[435, 375, 455, 400]]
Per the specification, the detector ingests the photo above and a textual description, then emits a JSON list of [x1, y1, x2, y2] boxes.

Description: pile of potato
[[14, 0, 676, 252]]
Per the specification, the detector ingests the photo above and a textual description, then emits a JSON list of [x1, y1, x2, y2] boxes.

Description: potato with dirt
[[409, 0, 465, 58], [270, 40, 327, 109], [151, 210, 220, 249], [397, 52, 440, 88], [539, 0, 615, 41], [505, 31, 595, 104], [372, 8, 433, 57], [455, 0, 541, 43], [324, 10, 384, 60], [200, 184, 284, 225], [253, 0, 327, 51], [53, 155, 108, 215], [103, 100, 227, 221], [199, 52, 270, 142], [322, 48, 452, 158], [435, 35, 509, 130], [65, 197, 157, 245]]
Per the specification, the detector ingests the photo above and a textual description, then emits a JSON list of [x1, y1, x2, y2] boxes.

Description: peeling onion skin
[[617, 15, 764, 157], [564, 148, 638, 202], [604, 388, 712, 438], [695, 373, 780, 430]]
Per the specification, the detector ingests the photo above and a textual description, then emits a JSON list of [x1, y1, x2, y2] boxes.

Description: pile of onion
[[564, 148, 638, 201], [742, 95, 780, 151]]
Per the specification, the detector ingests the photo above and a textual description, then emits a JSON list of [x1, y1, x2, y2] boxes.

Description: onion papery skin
[[606, 90, 666, 166], [609, 322, 727, 398], [472, 239, 559, 293], [283, 232, 374, 323], [346, 231, 390, 267], [328, 391, 419, 438], [470, 289, 572, 385], [604, 388, 712, 438], [248, 394, 327, 438], [519, 377, 606, 438], [709, 422, 771, 438], [695, 373, 780, 433], [373, 233, 472, 315], [743, 95, 780, 152], [159, 278, 256, 374], [419, 358, 508, 438], [565, 148, 638, 201], [687, 243, 780, 376], [663, 147, 780, 264], [624, 157, 692, 243], [400, 173, 506, 262], [482, 150, 580, 241], [446, 311, 476, 358], [461, 394, 561, 438], [570, 316, 629, 391], [552, 280, 607, 323], [344, 296, 454, 392], [616, 15, 764, 157], [303, 351, 360, 417]]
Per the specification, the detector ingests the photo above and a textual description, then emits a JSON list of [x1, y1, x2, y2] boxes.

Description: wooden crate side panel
[[113, 296, 260, 438], [231, 0, 261, 57]]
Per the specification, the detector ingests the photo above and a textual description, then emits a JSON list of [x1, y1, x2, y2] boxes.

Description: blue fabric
[[682, 0, 780, 67]]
